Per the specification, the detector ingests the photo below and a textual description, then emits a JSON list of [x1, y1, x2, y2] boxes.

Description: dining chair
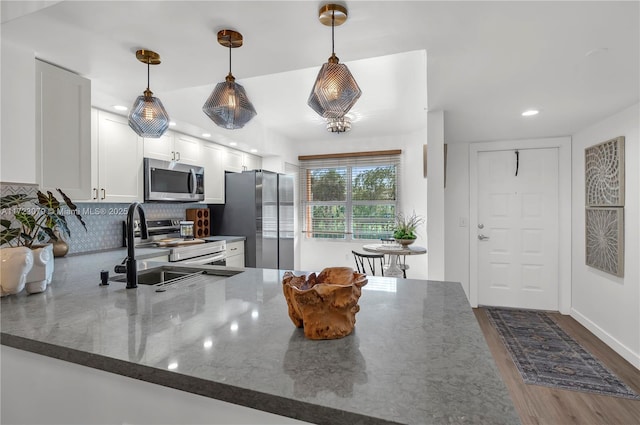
[[352, 250, 385, 276]]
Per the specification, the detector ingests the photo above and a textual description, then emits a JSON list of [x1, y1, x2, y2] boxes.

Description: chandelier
[[326, 117, 352, 133]]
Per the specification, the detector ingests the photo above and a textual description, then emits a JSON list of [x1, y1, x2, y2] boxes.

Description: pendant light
[[203, 30, 257, 130], [128, 49, 170, 138], [308, 4, 362, 119]]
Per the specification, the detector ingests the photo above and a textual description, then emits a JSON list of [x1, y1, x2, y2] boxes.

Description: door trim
[[469, 137, 572, 314]]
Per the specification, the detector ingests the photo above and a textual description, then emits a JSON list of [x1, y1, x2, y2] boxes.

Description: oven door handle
[[178, 252, 226, 266]]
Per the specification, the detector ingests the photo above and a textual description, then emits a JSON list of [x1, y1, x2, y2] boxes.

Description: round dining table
[[362, 243, 427, 278]]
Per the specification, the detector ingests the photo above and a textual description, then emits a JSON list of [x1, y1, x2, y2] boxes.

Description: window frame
[[299, 151, 401, 241]]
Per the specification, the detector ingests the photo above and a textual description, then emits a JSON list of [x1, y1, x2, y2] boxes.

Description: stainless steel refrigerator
[[211, 170, 294, 270]]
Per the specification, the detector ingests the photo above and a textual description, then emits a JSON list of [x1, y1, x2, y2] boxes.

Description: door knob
[[478, 223, 484, 229], [478, 234, 490, 241]]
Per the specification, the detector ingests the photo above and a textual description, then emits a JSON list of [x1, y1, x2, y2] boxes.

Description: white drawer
[[226, 240, 244, 256]]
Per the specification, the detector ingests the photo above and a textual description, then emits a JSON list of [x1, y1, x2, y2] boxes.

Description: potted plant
[[393, 211, 424, 246], [0, 188, 86, 295]]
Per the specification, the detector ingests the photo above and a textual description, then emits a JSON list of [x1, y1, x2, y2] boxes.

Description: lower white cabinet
[[86, 110, 143, 202], [226, 240, 245, 268]]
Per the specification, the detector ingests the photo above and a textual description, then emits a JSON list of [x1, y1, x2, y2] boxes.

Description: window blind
[[299, 151, 402, 240]]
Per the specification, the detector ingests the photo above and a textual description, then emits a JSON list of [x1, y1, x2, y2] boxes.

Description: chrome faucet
[[115, 202, 148, 288]]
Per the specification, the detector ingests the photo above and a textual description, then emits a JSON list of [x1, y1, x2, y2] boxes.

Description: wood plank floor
[[474, 308, 640, 425]]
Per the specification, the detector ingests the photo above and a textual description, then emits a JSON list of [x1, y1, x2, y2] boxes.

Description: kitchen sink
[[109, 265, 242, 287]]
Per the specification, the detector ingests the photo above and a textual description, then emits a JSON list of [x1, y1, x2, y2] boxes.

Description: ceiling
[[2, 1, 638, 153]]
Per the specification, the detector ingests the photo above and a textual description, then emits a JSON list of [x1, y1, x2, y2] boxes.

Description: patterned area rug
[[485, 307, 640, 399]]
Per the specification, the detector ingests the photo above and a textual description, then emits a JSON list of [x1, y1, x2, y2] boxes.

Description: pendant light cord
[[331, 9, 335, 55], [229, 40, 232, 74], [146, 58, 150, 90]]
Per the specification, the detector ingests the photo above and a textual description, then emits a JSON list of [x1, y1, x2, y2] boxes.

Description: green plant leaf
[[0, 194, 32, 209], [14, 211, 36, 232], [37, 190, 60, 210], [57, 188, 87, 231], [1, 219, 12, 230], [0, 228, 21, 245]]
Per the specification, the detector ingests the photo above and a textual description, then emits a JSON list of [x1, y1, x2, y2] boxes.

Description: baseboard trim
[[571, 307, 640, 370]]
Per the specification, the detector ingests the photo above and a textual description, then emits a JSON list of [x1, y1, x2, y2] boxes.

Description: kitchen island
[[1, 249, 519, 425]]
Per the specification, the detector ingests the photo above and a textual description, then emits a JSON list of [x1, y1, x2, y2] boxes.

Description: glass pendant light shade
[[203, 74, 257, 129], [203, 30, 257, 130], [128, 50, 170, 138], [308, 4, 361, 120], [308, 54, 362, 119], [129, 89, 170, 137]]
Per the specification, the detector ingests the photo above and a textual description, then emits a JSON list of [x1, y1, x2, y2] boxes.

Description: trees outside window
[[301, 155, 399, 240]]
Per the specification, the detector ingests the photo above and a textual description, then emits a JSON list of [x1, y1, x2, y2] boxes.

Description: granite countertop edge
[[0, 333, 399, 425], [203, 236, 246, 243]]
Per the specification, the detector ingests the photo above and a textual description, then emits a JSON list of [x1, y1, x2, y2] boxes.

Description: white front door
[[477, 148, 559, 310]]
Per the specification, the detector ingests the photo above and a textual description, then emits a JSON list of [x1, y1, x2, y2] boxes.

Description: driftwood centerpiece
[[282, 267, 367, 340]]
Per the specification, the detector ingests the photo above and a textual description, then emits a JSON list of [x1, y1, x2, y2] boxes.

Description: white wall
[[1, 40, 36, 183], [427, 111, 445, 280], [570, 103, 640, 369], [444, 143, 470, 296], [296, 129, 429, 279]]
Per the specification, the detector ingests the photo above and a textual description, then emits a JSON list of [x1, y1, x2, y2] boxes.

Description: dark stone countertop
[[0, 249, 519, 425]]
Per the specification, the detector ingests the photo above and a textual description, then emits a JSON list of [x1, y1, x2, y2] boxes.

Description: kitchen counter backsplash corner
[[1, 182, 205, 255], [66, 202, 204, 254]]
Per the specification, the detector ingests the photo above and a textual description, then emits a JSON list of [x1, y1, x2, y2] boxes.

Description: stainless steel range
[[127, 218, 226, 266]]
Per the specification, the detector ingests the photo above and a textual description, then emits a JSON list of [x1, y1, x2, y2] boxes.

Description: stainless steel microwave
[[144, 157, 205, 202]]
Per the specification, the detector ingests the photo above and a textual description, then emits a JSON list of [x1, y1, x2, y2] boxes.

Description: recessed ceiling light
[[250, 149, 258, 153], [113, 105, 128, 111], [169, 121, 176, 127], [202, 133, 211, 137], [522, 109, 539, 117], [229, 142, 237, 146]]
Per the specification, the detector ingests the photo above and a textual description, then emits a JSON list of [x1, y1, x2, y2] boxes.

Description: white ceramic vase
[[25, 244, 54, 294], [0, 247, 34, 297]]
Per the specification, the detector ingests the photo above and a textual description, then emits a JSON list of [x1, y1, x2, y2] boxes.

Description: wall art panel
[[585, 136, 625, 206], [585, 207, 624, 277]]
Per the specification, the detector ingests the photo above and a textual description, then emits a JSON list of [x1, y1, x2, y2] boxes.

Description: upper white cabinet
[[224, 149, 262, 173], [36, 60, 92, 200], [224, 149, 244, 173], [88, 110, 143, 203], [243, 153, 262, 171], [144, 132, 201, 165], [174, 134, 201, 164], [200, 143, 224, 204]]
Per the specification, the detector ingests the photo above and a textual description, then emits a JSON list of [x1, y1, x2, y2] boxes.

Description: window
[[299, 151, 401, 240]]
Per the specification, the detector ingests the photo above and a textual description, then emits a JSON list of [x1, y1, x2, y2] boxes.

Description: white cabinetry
[[243, 153, 261, 171], [224, 149, 261, 173], [35, 60, 91, 200], [144, 132, 201, 165], [201, 143, 225, 204], [224, 149, 244, 172], [88, 110, 143, 203], [226, 240, 245, 268]]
